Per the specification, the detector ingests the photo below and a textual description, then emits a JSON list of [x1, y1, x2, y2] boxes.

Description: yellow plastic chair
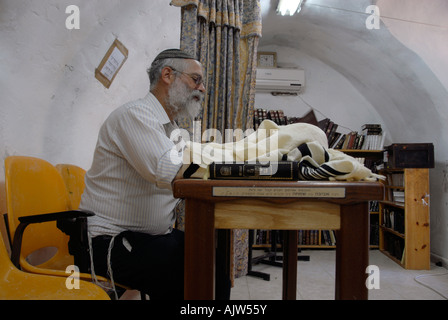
[[0, 231, 110, 300], [55, 163, 148, 299], [55, 163, 86, 210], [4, 157, 105, 280], [5, 156, 145, 299], [5, 156, 80, 276]]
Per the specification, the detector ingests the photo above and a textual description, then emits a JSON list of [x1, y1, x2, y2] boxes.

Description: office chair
[[0, 231, 110, 300]]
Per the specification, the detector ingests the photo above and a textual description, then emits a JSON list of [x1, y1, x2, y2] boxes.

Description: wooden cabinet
[[379, 168, 430, 269]]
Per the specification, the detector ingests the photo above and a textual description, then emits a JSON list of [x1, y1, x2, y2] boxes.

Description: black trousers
[[91, 229, 231, 300]]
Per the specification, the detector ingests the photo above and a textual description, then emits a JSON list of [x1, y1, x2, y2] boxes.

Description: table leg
[[184, 199, 215, 299], [282, 230, 298, 300], [335, 202, 369, 300]]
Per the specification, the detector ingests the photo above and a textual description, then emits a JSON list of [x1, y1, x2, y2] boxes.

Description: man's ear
[[160, 66, 175, 85]]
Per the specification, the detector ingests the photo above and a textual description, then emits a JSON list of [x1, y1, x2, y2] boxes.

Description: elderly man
[[80, 49, 229, 300]]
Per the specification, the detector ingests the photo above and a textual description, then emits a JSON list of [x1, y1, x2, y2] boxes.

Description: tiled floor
[[121, 249, 448, 300], [230, 250, 448, 300]]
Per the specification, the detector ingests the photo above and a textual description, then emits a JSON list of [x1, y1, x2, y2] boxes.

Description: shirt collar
[[143, 92, 171, 125]]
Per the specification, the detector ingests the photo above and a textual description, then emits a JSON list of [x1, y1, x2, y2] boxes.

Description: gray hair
[[147, 58, 190, 90]]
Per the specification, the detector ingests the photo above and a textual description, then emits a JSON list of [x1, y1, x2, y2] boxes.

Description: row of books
[[332, 131, 366, 149], [369, 200, 380, 212], [383, 233, 405, 262], [253, 230, 273, 245], [254, 110, 386, 151], [254, 224, 380, 247], [392, 191, 405, 203], [253, 108, 319, 129], [253, 229, 336, 246], [385, 172, 404, 187], [299, 230, 319, 246], [384, 172, 405, 203], [385, 188, 405, 203], [359, 123, 386, 150], [319, 230, 336, 246], [318, 118, 341, 148], [253, 108, 287, 129], [370, 218, 379, 246], [382, 207, 405, 234], [331, 129, 385, 150], [318, 120, 386, 150]]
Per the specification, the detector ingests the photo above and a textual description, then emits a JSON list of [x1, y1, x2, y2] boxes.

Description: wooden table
[[173, 179, 384, 300]]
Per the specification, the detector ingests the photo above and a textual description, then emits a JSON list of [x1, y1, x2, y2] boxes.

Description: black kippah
[[153, 49, 195, 62]]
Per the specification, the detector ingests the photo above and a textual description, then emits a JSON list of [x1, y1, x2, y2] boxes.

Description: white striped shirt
[[80, 92, 183, 237]]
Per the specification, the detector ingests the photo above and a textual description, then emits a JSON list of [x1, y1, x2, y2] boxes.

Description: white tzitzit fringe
[[106, 235, 118, 300], [87, 230, 119, 300]]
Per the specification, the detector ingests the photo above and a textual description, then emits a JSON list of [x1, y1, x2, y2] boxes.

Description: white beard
[[167, 78, 204, 121]]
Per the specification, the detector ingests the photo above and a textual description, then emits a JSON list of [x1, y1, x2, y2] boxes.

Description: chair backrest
[[55, 164, 86, 210], [4, 156, 72, 268]]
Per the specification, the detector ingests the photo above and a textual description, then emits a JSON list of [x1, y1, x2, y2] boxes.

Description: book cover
[[209, 161, 299, 180]]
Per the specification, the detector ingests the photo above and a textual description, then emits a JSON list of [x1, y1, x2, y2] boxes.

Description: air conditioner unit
[[256, 68, 305, 94]]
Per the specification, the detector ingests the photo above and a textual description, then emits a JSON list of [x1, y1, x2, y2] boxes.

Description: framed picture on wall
[[95, 38, 128, 89], [257, 51, 277, 68]]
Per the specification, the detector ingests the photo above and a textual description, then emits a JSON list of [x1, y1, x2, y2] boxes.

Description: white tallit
[[181, 120, 384, 181]]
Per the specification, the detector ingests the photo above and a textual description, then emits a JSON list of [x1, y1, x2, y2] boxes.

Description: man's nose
[[197, 82, 206, 93]]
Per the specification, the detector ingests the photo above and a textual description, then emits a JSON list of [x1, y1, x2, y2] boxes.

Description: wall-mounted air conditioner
[[255, 68, 305, 94]]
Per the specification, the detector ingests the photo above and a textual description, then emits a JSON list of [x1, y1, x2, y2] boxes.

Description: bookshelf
[[252, 200, 379, 250], [252, 229, 336, 249], [251, 109, 384, 251], [378, 168, 430, 269]]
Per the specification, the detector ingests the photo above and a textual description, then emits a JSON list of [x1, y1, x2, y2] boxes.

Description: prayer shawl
[[181, 120, 384, 181]]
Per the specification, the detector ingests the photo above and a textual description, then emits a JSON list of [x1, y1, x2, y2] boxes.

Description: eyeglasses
[[169, 67, 204, 87]]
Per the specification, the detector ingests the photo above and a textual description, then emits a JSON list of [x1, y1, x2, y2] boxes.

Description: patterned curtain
[[170, 0, 261, 136], [170, 0, 262, 279]]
